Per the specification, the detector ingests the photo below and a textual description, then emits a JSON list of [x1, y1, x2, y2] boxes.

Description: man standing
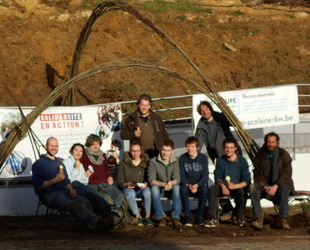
[[148, 139, 182, 228], [250, 132, 294, 230], [179, 136, 209, 227], [120, 94, 169, 158], [32, 137, 105, 229], [195, 101, 236, 163], [205, 137, 250, 227]]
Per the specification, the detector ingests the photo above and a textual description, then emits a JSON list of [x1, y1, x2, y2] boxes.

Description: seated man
[[250, 132, 295, 230], [206, 137, 250, 228], [32, 137, 108, 230], [179, 136, 209, 227], [148, 139, 182, 228]]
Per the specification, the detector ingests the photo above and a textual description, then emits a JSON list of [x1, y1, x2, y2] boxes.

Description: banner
[[0, 104, 122, 179], [193, 85, 299, 130]]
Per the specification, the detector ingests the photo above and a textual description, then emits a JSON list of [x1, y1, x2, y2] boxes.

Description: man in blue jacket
[[32, 137, 107, 229], [179, 136, 209, 227]]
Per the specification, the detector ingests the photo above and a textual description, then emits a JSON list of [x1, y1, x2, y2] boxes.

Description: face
[[130, 144, 142, 160], [137, 99, 151, 116], [200, 104, 212, 120], [90, 141, 101, 152], [161, 145, 174, 161], [266, 136, 279, 151], [72, 145, 83, 160], [186, 143, 199, 158], [224, 142, 237, 158], [45, 138, 59, 157]]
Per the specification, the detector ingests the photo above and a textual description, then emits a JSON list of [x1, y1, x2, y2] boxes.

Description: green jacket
[[117, 152, 149, 189]]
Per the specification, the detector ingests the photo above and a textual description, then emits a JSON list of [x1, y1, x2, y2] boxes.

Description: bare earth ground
[[0, 0, 310, 247], [0, 208, 309, 247], [0, 0, 309, 108]]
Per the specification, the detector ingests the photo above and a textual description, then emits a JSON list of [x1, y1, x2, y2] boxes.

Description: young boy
[[148, 139, 182, 228], [179, 136, 209, 226]]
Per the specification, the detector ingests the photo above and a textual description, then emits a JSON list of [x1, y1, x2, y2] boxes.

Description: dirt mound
[[0, 0, 309, 107]]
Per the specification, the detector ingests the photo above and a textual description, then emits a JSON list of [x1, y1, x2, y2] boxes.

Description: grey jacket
[[148, 154, 180, 185]]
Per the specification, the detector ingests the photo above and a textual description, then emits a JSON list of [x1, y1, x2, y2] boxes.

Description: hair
[[197, 101, 214, 115], [162, 139, 174, 149], [185, 136, 199, 148], [223, 136, 238, 148], [85, 134, 102, 147], [69, 143, 84, 154], [264, 132, 280, 144], [136, 94, 153, 106]]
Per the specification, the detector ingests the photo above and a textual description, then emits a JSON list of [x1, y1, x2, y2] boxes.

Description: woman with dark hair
[[117, 142, 152, 226]]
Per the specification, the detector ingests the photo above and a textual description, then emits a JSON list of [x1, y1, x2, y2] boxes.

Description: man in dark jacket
[[250, 132, 295, 230], [120, 94, 169, 159], [195, 101, 235, 164]]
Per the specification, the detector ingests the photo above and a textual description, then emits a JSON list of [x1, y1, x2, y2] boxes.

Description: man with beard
[[250, 132, 295, 230]]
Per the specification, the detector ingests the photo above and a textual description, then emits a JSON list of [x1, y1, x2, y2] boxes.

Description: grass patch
[[229, 10, 245, 16], [178, 14, 186, 20], [286, 14, 296, 19], [306, 34, 310, 39], [139, 0, 213, 13]]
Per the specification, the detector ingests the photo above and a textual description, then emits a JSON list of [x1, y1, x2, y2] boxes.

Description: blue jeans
[[250, 183, 291, 218], [88, 183, 125, 208], [72, 181, 111, 218], [151, 184, 181, 220], [180, 184, 208, 220], [42, 189, 100, 227], [122, 187, 151, 216]]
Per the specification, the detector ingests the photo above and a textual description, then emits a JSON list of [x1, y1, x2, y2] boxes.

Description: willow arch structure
[[0, 1, 259, 170]]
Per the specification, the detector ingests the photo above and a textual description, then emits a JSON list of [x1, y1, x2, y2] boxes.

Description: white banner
[[193, 85, 299, 130], [0, 104, 122, 179]]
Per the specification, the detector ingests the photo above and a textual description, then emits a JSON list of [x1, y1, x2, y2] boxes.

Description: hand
[[69, 188, 76, 197], [164, 183, 172, 191], [266, 184, 278, 197], [55, 172, 65, 182], [221, 184, 230, 196], [134, 127, 141, 138], [107, 176, 113, 185], [228, 182, 236, 190], [189, 184, 198, 194], [127, 182, 135, 189], [85, 170, 93, 177]]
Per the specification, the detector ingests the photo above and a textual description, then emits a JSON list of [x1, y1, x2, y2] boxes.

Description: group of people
[[32, 94, 295, 231]]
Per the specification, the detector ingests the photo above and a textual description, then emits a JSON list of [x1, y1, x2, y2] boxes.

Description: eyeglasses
[[131, 150, 141, 153]]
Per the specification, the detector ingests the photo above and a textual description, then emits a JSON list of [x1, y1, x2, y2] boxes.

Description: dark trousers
[[180, 184, 208, 220], [72, 180, 111, 218], [208, 184, 246, 220]]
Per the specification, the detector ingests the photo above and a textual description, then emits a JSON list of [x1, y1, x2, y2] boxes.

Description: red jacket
[[80, 151, 111, 185]]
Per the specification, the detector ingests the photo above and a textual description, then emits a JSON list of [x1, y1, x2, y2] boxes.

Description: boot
[[251, 216, 264, 229], [281, 218, 290, 230]]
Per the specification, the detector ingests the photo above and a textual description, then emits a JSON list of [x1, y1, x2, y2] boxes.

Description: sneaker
[[281, 218, 290, 230], [144, 217, 153, 227], [137, 217, 144, 226], [158, 218, 166, 228], [237, 219, 246, 227], [184, 217, 193, 227], [204, 219, 217, 228], [251, 217, 264, 230], [196, 218, 205, 227], [172, 217, 182, 228]]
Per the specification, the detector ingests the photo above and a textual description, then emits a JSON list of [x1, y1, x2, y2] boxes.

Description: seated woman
[[62, 143, 112, 220], [117, 142, 152, 226], [79, 134, 126, 211]]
